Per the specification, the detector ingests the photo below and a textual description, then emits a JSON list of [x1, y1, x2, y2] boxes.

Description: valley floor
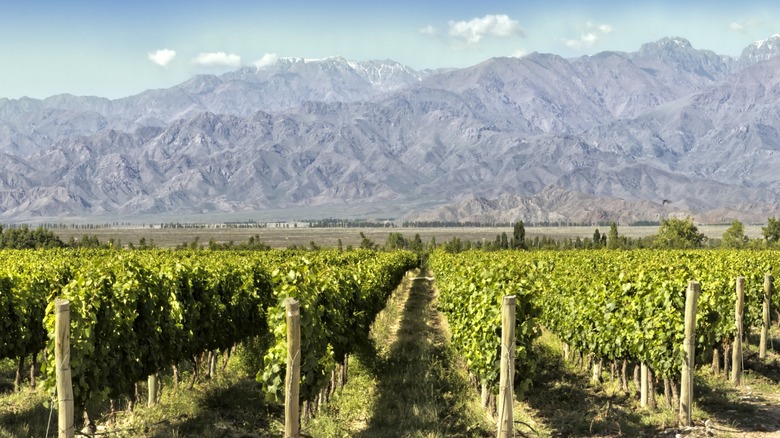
[[49, 224, 765, 248]]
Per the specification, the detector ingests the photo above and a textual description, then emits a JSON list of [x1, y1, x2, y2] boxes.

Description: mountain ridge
[[2, 36, 780, 223]]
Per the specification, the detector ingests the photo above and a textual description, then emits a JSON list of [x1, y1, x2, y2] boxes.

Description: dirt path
[[310, 271, 492, 437]]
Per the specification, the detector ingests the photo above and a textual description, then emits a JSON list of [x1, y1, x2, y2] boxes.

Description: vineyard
[[429, 249, 780, 434], [1, 247, 779, 436], [0, 248, 417, 433]]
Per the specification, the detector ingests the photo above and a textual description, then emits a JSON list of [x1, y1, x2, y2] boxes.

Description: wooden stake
[[30, 352, 37, 388], [148, 374, 158, 407], [205, 351, 213, 379], [285, 298, 301, 438], [640, 363, 648, 408], [680, 281, 699, 427], [209, 350, 217, 378], [732, 277, 745, 384], [647, 367, 656, 409], [760, 274, 772, 359], [172, 365, 179, 390], [591, 360, 601, 384], [497, 295, 516, 438], [481, 381, 489, 408], [55, 299, 74, 438]]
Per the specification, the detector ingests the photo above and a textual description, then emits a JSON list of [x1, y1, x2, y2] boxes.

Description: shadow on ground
[[357, 278, 492, 438], [149, 377, 283, 438], [0, 391, 52, 438], [695, 349, 780, 435], [522, 341, 662, 437]]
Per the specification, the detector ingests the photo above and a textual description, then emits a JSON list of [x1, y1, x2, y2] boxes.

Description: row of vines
[[0, 249, 417, 413], [429, 250, 777, 402]]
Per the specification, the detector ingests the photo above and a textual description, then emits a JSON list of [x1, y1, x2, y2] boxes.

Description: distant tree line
[[435, 217, 780, 253], [5, 216, 780, 252], [0, 225, 65, 249]]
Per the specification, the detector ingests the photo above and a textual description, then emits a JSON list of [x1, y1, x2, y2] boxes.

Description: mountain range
[[2, 35, 780, 223]]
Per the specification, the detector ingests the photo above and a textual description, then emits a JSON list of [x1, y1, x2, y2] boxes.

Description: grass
[[0, 355, 284, 437], [100, 358, 285, 437], [307, 270, 493, 437], [693, 330, 780, 436], [0, 358, 53, 438], [515, 331, 661, 437], [0, 388, 52, 438]]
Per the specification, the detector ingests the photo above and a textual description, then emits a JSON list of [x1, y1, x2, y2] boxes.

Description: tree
[[411, 233, 424, 252], [385, 232, 407, 250], [607, 222, 620, 249], [593, 229, 602, 248], [762, 217, 780, 244], [722, 220, 748, 248], [0, 225, 64, 249], [511, 221, 526, 249], [500, 232, 509, 249], [359, 232, 377, 250], [655, 217, 706, 248]]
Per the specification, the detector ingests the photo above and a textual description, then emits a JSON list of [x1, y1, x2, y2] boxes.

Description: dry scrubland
[[52, 224, 765, 248]]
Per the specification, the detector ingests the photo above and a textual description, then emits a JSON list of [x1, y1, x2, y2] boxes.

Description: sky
[[1, 0, 778, 100]]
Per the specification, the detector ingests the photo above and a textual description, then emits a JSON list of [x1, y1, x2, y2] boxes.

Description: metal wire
[[45, 397, 55, 438]]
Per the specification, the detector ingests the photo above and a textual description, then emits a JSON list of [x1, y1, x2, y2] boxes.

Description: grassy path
[[309, 271, 492, 437]]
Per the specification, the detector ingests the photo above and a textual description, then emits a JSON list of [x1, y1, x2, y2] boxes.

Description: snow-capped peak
[[739, 33, 780, 65], [753, 34, 780, 49]]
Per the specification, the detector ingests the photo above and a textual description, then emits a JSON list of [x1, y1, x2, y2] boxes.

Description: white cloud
[[511, 49, 527, 58], [148, 49, 176, 67], [563, 22, 613, 49], [565, 33, 599, 49], [448, 14, 525, 45], [253, 53, 279, 69], [729, 22, 745, 33], [728, 19, 765, 33], [192, 52, 242, 67], [419, 25, 438, 36]]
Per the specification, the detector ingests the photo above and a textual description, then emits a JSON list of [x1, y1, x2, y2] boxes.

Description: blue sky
[[1, 1, 778, 99]]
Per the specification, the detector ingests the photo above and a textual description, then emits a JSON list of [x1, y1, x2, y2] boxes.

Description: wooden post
[[497, 295, 516, 438], [285, 298, 301, 438], [760, 274, 773, 359], [647, 366, 656, 409], [55, 299, 74, 438], [640, 363, 648, 408], [148, 375, 158, 407], [680, 281, 699, 427], [591, 358, 602, 384], [732, 277, 745, 384], [209, 350, 217, 377]]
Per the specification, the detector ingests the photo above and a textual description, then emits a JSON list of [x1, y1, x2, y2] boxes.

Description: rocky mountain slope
[[2, 36, 780, 223]]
